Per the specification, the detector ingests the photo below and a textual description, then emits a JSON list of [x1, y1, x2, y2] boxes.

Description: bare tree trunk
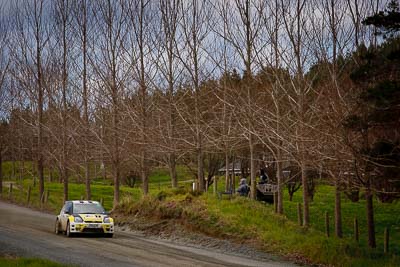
[[159, 0, 179, 188], [83, 0, 91, 201], [168, 94, 178, 188], [297, 0, 309, 226], [0, 149, 3, 195], [38, 115, 44, 202], [112, 101, 120, 207], [275, 0, 283, 214], [12, 157, 16, 179], [301, 160, 309, 226], [220, 7, 231, 194], [57, 166, 62, 183], [85, 162, 90, 199], [62, 166, 68, 202], [55, 0, 71, 203], [225, 151, 229, 192], [37, 40, 45, 204], [366, 186, 376, 248], [197, 139, 204, 191], [370, 0, 380, 48], [347, 0, 360, 48], [78, 0, 91, 200], [335, 179, 343, 238], [20, 159, 25, 182], [231, 155, 235, 190], [49, 165, 53, 182], [62, 42, 69, 202], [139, 0, 149, 196], [141, 151, 148, 194], [113, 161, 120, 207], [195, 38, 204, 192], [276, 147, 283, 214], [19, 142, 24, 182], [249, 135, 256, 199], [169, 153, 177, 188], [22, 0, 47, 204], [102, 162, 106, 183], [168, 101, 178, 187]]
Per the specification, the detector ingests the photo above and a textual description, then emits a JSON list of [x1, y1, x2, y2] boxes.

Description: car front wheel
[[55, 219, 61, 235], [66, 221, 73, 237]]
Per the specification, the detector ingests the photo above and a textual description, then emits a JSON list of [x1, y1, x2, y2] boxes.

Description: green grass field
[[283, 185, 400, 256], [1, 161, 399, 266], [0, 161, 194, 212], [202, 195, 399, 266], [0, 161, 195, 185]]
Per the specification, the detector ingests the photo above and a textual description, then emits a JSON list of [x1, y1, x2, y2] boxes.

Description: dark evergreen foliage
[[363, 0, 400, 38], [345, 1, 400, 202]]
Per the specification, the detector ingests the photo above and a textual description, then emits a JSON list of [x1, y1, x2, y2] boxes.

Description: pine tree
[[344, 0, 400, 248]]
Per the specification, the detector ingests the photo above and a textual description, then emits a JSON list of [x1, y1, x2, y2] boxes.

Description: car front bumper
[[69, 222, 114, 233]]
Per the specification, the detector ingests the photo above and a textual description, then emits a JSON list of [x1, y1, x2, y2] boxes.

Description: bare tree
[[306, 0, 354, 237], [346, 0, 388, 49], [53, 0, 73, 203], [11, 0, 51, 202], [259, 0, 287, 213], [157, 0, 181, 188], [211, 0, 241, 193], [346, 0, 366, 48], [0, 2, 9, 107], [0, 121, 8, 195], [177, 0, 212, 192], [280, 0, 316, 226], [321, 0, 344, 238], [92, 0, 128, 208], [124, 0, 154, 195], [0, 1, 10, 195], [217, 0, 264, 199], [74, 0, 93, 199]]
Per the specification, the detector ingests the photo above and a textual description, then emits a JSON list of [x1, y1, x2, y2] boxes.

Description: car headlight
[[74, 216, 83, 223], [103, 216, 111, 223]]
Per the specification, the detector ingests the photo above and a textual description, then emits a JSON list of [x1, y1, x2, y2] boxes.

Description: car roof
[[66, 200, 100, 205]]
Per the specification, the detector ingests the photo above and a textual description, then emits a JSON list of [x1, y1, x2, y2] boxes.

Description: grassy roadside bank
[[0, 256, 71, 267], [113, 188, 399, 267], [1, 159, 399, 267]]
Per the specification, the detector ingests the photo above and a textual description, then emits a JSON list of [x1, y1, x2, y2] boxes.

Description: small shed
[[217, 162, 244, 176]]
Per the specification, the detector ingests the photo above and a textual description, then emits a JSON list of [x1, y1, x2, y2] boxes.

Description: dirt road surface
[[0, 201, 298, 267]]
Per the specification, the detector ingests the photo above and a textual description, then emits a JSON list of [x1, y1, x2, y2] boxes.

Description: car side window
[[64, 202, 73, 214], [61, 203, 67, 214]]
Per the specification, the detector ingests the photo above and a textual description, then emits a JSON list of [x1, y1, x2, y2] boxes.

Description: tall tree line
[[0, 0, 398, 248]]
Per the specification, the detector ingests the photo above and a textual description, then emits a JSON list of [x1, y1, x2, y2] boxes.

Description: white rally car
[[55, 200, 114, 237]]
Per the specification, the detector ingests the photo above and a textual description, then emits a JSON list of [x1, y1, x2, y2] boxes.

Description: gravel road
[[0, 201, 298, 267]]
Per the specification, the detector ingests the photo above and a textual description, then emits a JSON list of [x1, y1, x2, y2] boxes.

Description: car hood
[[77, 214, 107, 222]]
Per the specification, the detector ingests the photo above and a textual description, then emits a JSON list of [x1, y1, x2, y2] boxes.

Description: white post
[[192, 182, 196, 191]]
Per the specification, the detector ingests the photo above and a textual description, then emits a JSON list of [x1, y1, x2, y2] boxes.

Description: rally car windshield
[[73, 203, 105, 214]]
